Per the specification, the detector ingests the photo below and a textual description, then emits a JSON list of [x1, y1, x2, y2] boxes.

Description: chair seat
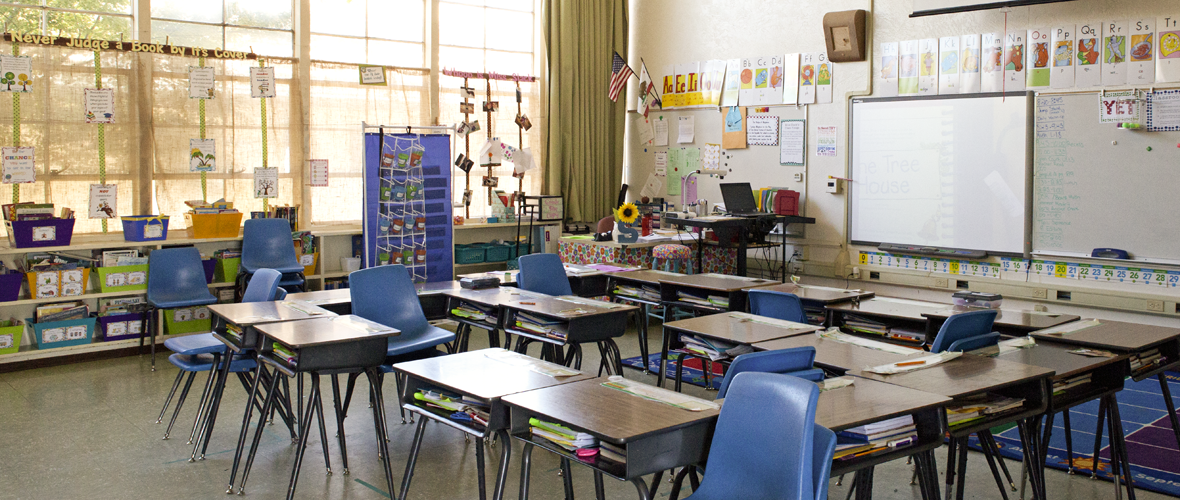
[[164, 333, 224, 356], [386, 326, 456, 357], [149, 293, 217, 309], [653, 244, 692, 260], [168, 353, 256, 373]]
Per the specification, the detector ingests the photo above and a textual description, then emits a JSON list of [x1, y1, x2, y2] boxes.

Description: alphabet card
[[918, 38, 938, 95], [899, 40, 919, 96], [879, 42, 899, 97], [938, 36, 960, 94], [720, 59, 741, 107], [781, 53, 800, 105], [798, 53, 816, 104], [816, 52, 833, 104], [1004, 31, 1027, 91], [960, 34, 981, 93], [1129, 19, 1156, 84], [1156, 16, 1180, 82], [739, 56, 785, 107], [1075, 23, 1103, 87], [1026, 28, 1052, 89], [1103, 21, 1129, 85], [981, 33, 1003, 92], [1050, 25, 1076, 88]]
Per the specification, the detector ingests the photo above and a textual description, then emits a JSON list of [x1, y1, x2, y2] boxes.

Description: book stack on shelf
[[35, 301, 88, 323], [676, 290, 728, 309], [251, 205, 300, 231], [413, 389, 491, 428], [323, 278, 349, 290], [678, 334, 752, 361], [186, 199, 239, 216], [2, 203, 71, 221], [613, 284, 660, 302], [835, 415, 918, 461], [513, 312, 568, 341], [529, 418, 599, 460], [841, 313, 924, 344], [945, 394, 1026, 429]]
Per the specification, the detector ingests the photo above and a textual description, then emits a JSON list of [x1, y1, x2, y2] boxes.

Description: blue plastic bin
[[121, 215, 170, 242], [27, 316, 96, 349]]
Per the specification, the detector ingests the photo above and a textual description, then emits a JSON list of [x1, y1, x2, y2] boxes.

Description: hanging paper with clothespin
[[478, 138, 504, 165]]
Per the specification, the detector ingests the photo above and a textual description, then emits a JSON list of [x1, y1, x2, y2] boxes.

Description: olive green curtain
[[543, 0, 628, 223]]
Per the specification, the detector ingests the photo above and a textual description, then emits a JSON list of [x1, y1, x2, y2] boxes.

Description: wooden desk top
[[392, 348, 593, 400], [740, 283, 876, 304], [209, 300, 337, 326], [459, 271, 519, 285], [504, 296, 637, 318], [816, 378, 951, 432], [828, 297, 949, 321], [925, 306, 1080, 331], [256, 315, 398, 348], [1030, 319, 1180, 353], [443, 287, 549, 307], [501, 377, 720, 443], [751, 335, 918, 372], [606, 269, 685, 286], [664, 312, 819, 345], [417, 280, 464, 295], [285, 289, 350, 306], [659, 273, 780, 293], [854, 354, 1054, 399], [985, 341, 1128, 380]]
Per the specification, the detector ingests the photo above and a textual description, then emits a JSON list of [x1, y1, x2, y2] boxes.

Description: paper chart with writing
[[1, 147, 34, 183], [254, 167, 278, 198], [738, 55, 785, 106], [1026, 28, 1052, 89], [653, 150, 668, 175], [816, 125, 837, 157], [359, 65, 386, 85], [188, 66, 215, 99], [779, 119, 804, 165], [781, 53, 800, 105], [879, 42, 899, 97], [899, 40, 919, 96], [189, 138, 215, 172], [918, 38, 938, 95], [816, 52, 833, 104], [702, 144, 720, 170], [746, 115, 778, 146], [250, 66, 276, 98], [1147, 90, 1180, 131], [798, 53, 816, 104], [939, 36, 960, 94], [310, 159, 329, 187], [981, 33, 1003, 92], [1004, 31, 1027, 91], [640, 172, 662, 199], [1129, 19, 1156, 84], [653, 117, 669, 146], [89, 184, 117, 219], [677, 116, 694, 143], [665, 148, 683, 196], [636, 116, 654, 145], [0, 55, 32, 93], [1158, 17, 1180, 82], [959, 34, 981, 93], [84, 88, 115, 123], [720, 59, 741, 107], [1075, 23, 1102, 87], [1103, 21, 1128, 85], [1050, 25, 1075, 88]]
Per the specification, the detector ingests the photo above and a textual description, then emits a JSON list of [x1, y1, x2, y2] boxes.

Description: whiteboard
[[911, 0, 1075, 16], [1032, 92, 1180, 263], [850, 93, 1031, 255]]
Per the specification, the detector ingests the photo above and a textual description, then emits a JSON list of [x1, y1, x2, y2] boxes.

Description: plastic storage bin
[[120, 215, 170, 242], [26, 268, 90, 299], [215, 257, 241, 283], [5, 218, 75, 248], [483, 243, 510, 262], [97, 312, 145, 342], [0, 320, 23, 354], [0, 272, 24, 302], [184, 212, 244, 239], [202, 258, 216, 284], [96, 264, 148, 293], [300, 253, 318, 276], [455, 244, 486, 264], [163, 306, 213, 335], [27, 316, 95, 349]]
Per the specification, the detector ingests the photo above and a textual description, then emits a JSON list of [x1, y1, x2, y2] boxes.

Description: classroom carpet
[[972, 371, 1180, 498], [622, 353, 726, 390]]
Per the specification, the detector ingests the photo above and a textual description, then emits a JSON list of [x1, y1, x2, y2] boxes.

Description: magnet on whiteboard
[[1112, 141, 1117, 145]]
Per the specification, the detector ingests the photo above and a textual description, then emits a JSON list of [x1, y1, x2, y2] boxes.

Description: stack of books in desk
[[514, 313, 569, 341], [834, 415, 917, 460], [272, 343, 298, 366], [946, 394, 1025, 429], [1131, 348, 1166, 377], [224, 322, 245, 344], [529, 418, 616, 462], [1052, 374, 1092, 396], [841, 313, 924, 344], [679, 334, 752, 361], [450, 303, 496, 324], [613, 284, 660, 302], [414, 390, 491, 427], [676, 290, 729, 309]]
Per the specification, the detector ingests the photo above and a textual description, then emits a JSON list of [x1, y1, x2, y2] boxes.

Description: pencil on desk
[[896, 360, 926, 367]]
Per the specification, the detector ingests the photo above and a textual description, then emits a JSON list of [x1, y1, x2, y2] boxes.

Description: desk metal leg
[[367, 369, 397, 500], [399, 417, 428, 500], [593, 471, 605, 500], [638, 304, 650, 373], [854, 466, 875, 500], [944, 437, 958, 500], [476, 436, 488, 500], [285, 373, 321, 500], [493, 430, 512, 500], [296, 373, 304, 439], [1063, 411, 1076, 474], [955, 437, 969, 500], [632, 477, 652, 500], [914, 450, 941, 500], [313, 385, 333, 476], [519, 442, 534, 500], [238, 370, 284, 494], [1159, 373, 1180, 452], [1092, 399, 1107, 479], [331, 375, 350, 474], [657, 307, 673, 388], [227, 359, 264, 493], [1108, 394, 1137, 500], [560, 458, 574, 500]]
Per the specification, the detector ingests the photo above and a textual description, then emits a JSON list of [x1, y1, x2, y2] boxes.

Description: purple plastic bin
[[202, 258, 216, 284], [98, 312, 146, 342], [5, 218, 75, 248], [0, 273, 22, 302]]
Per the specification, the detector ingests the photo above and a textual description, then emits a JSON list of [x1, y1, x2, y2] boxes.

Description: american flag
[[608, 52, 634, 102]]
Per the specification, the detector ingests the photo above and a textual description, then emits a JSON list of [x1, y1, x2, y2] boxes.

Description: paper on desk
[[485, 349, 581, 378], [601, 375, 719, 411], [1035, 319, 1101, 336], [238, 315, 281, 323], [700, 273, 763, 282], [972, 336, 1037, 357], [817, 376, 854, 392], [729, 312, 813, 331], [865, 351, 961, 375], [816, 328, 924, 356], [677, 116, 695, 143], [331, 315, 393, 334], [556, 296, 625, 309], [280, 301, 330, 316]]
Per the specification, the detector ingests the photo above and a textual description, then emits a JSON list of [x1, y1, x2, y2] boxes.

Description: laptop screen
[[720, 183, 758, 213]]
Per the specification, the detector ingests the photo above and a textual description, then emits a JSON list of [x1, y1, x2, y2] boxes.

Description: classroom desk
[[285, 289, 351, 314], [459, 268, 610, 298], [234, 315, 400, 499], [827, 296, 949, 342], [394, 349, 594, 500], [501, 296, 637, 374], [751, 334, 918, 371], [923, 306, 1081, 337], [663, 214, 816, 279], [605, 269, 687, 371], [659, 312, 820, 391], [284, 280, 464, 319], [742, 283, 875, 325], [502, 376, 720, 500], [443, 287, 550, 351]]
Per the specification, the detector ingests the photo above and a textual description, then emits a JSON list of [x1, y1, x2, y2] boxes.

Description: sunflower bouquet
[[615, 202, 639, 225]]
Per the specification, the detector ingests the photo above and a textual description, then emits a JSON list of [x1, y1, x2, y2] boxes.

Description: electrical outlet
[[1032, 288, 1048, 299], [788, 262, 804, 274], [934, 278, 948, 288], [1147, 300, 1165, 312], [794, 173, 804, 182]]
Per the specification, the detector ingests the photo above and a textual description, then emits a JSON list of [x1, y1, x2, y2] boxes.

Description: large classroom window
[[150, 0, 294, 57], [0, 0, 134, 39]]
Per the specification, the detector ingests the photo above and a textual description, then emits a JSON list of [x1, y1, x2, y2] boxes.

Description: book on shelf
[[35, 302, 88, 323], [679, 334, 739, 361], [1052, 374, 1092, 394], [529, 418, 597, 452], [272, 343, 298, 366], [413, 390, 490, 426], [946, 394, 1025, 428], [614, 284, 660, 302]]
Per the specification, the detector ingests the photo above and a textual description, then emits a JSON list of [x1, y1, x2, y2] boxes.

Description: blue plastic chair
[[147, 247, 219, 370], [517, 253, 572, 296], [714, 348, 825, 398], [927, 309, 999, 353], [239, 218, 305, 298], [747, 289, 808, 324], [682, 372, 833, 500]]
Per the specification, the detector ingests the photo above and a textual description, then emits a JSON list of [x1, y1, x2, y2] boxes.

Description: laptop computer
[[720, 182, 764, 216]]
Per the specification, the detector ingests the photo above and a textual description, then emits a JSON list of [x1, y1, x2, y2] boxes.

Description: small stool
[[653, 244, 693, 274]]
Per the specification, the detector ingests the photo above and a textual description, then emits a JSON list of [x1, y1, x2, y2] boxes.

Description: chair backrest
[[274, 288, 288, 300], [148, 247, 213, 303], [349, 265, 431, 338], [716, 347, 817, 399], [240, 268, 282, 303], [928, 309, 999, 353], [747, 289, 807, 324], [241, 218, 300, 271], [812, 423, 837, 500], [695, 372, 819, 500], [517, 253, 572, 296]]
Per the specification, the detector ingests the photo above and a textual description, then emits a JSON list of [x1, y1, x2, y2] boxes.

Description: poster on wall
[[1050, 25, 1076, 88], [960, 34, 981, 93], [254, 167, 278, 198], [88, 184, 117, 219], [816, 52, 833, 104], [981, 32, 1003, 92], [310, 159, 329, 187], [189, 139, 216, 172], [358, 65, 386, 85], [662, 65, 679, 109], [879, 42, 899, 97], [739, 55, 785, 107], [0, 55, 32, 93], [1026, 28, 1052, 89], [1004, 30, 1027, 91], [250, 67, 276, 98], [1075, 23, 1102, 87], [1129, 19, 1156, 84], [781, 53, 800, 105], [720, 59, 741, 107], [798, 53, 816, 104], [899, 40, 919, 96], [84, 88, 115, 123], [1, 146, 34, 183], [188, 66, 215, 99], [676, 62, 702, 106], [938, 36, 960, 94], [700, 59, 726, 106], [1157, 17, 1180, 82], [1103, 21, 1128, 86], [918, 38, 938, 95]]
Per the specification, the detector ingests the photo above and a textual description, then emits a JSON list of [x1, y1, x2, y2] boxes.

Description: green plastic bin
[[455, 244, 486, 264], [163, 307, 213, 335], [0, 320, 23, 354]]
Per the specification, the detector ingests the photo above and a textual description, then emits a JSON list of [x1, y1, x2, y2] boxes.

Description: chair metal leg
[[979, 433, 1011, 500], [186, 358, 219, 447], [150, 308, 160, 371], [394, 371, 409, 424], [1159, 373, 1180, 452], [227, 359, 265, 493], [981, 431, 1016, 490], [331, 375, 350, 475], [284, 374, 320, 500], [197, 352, 233, 460], [238, 369, 284, 495], [157, 370, 186, 424], [1092, 398, 1107, 479], [313, 381, 332, 476], [367, 369, 398, 500], [1063, 410, 1076, 474], [163, 372, 197, 439]]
